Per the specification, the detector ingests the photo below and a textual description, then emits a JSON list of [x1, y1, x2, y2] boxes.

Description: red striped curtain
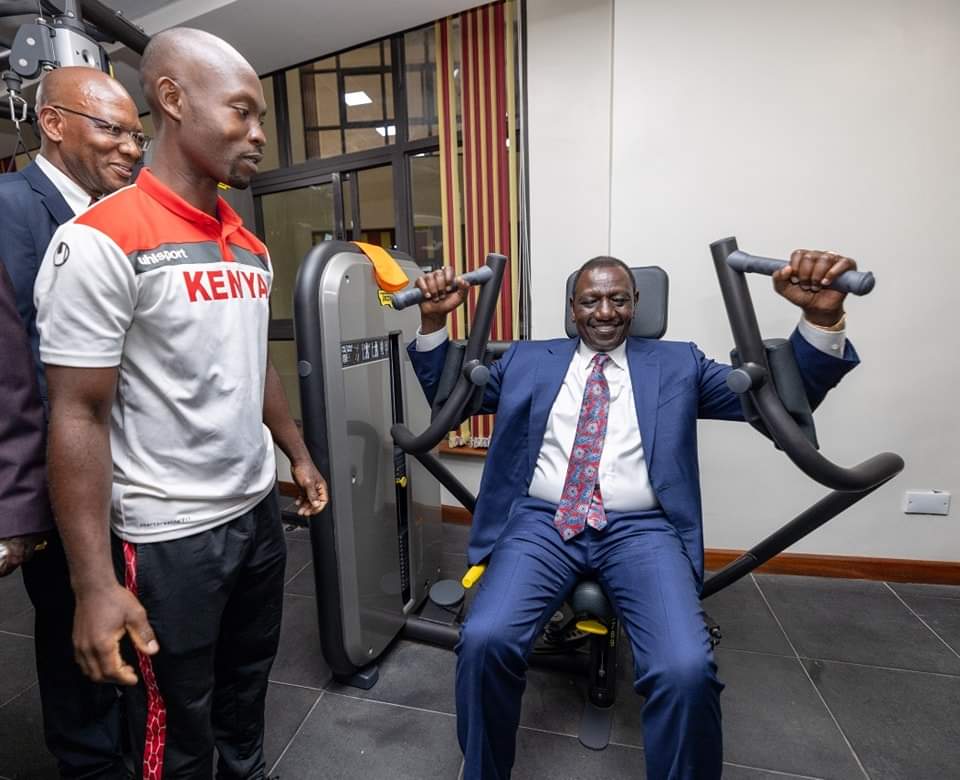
[[435, 0, 520, 448]]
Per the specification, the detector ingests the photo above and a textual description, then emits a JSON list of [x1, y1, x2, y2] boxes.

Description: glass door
[[260, 178, 340, 419], [340, 164, 396, 249], [258, 163, 398, 419]]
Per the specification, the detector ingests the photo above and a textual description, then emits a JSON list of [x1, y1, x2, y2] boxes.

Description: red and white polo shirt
[[35, 168, 277, 542]]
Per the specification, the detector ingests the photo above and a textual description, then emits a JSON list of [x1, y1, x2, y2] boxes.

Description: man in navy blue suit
[[409, 251, 859, 779], [0, 66, 143, 778]]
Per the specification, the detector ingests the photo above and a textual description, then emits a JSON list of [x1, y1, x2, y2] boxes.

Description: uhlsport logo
[[137, 248, 189, 266], [53, 241, 70, 267]]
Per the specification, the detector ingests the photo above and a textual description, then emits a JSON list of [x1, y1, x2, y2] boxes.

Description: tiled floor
[[1, 523, 959, 779]]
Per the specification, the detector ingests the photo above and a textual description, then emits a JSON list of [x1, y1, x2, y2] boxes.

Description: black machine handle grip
[[392, 254, 507, 454], [711, 236, 902, 492], [726, 250, 875, 296], [390, 265, 495, 311]]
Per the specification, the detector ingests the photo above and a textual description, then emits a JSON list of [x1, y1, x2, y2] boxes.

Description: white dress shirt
[[417, 318, 846, 511], [34, 154, 92, 216]]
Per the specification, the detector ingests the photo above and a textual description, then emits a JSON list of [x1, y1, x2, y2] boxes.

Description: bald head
[[140, 28, 258, 124], [138, 28, 266, 192], [34, 66, 142, 198], [35, 66, 133, 122]]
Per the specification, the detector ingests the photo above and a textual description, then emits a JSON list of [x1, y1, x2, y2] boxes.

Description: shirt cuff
[[798, 316, 846, 357], [416, 326, 449, 352]]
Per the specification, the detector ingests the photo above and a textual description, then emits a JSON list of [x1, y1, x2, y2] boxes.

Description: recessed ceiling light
[[344, 91, 373, 106], [376, 125, 397, 137]]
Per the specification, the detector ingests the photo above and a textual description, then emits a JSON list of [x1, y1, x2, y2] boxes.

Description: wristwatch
[[0, 536, 49, 569]]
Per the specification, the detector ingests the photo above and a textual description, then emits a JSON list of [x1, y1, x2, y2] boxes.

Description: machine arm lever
[[391, 265, 494, 311], [726, 250, 875, 296], [711, 236, 903, 492], [392, 254, 507, 454]]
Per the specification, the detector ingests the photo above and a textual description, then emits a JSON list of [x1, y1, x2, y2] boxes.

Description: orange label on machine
[[352, 241, 409, 293]]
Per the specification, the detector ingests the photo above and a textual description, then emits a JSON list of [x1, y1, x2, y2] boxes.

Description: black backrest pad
[[564, 266, 669, 339]]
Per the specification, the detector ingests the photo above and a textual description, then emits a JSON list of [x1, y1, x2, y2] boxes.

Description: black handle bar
[[391, 265, 494, 311], [726, 251, 875, 296], [392, 254, 507, 454], [711, 236, 903, 492]]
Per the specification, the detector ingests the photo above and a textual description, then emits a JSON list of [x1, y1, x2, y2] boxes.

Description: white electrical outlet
[[902, 490, 951, 516]]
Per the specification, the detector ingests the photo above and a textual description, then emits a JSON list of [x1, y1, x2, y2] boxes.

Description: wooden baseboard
[[704, 549, 960, 585], [442, 505, 473, 524], [440, 505, 959, 585]]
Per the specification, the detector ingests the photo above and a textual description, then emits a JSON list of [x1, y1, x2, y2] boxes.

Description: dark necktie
[[553, 353, 610, 540]]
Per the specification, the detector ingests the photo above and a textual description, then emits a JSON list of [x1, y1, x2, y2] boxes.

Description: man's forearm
[[47, 407, 117, 594], [263, 361, 310, 464]]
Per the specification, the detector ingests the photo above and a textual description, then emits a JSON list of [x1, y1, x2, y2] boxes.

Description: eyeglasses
[[51, 105, 151, 152]]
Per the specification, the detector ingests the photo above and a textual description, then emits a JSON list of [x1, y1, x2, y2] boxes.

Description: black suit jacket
[[0, 262, 53, 537], [0, 160, 75, 405], [0, 160, 74, 538]]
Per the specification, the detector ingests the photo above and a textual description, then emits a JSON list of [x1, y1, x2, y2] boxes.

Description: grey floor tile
[[756, 575, 960, 674], [512, 727, 644, 779], [722, 765, 825, 779], [717, 648, 863, 779], [887, 590, 960, 656], [804, 658, 960, 780], [270, 594, 331, 690], [0, 574, 32, 624], [441, 522, 471, 555], [889, 581, 960, 601], [284, 562, 316, 597], [284, 537, 314, 587], [702, 576, 792, 656], [0, 633, 37, 706], [283, 523, 311, 541], [327, 640, 456, 714], [0, 607, 34, 637], [0, 684, 58, 779], [610, 687, 644, 749], [263, 683, 322, 772], [273, 692, 461, 779], [519, 667, 585, 736]]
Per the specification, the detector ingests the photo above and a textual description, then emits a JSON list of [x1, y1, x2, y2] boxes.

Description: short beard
[[224, 161, 252, 190]]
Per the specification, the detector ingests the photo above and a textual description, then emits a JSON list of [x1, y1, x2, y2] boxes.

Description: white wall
[[526, 0, 960, 560]]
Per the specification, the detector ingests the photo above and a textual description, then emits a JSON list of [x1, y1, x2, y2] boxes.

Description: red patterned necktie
[[553, 353, 611, 540]]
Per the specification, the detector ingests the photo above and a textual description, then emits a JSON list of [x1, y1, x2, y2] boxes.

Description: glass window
[[259, 182, 337, 319], [287, 40, 396, 163], [268, 340, 301, 421], [259, 76, 280, 171], [355, 165, 396, 248], [339, 41, 387, 68], [409, 152, 443, 267], [405, 26, 438, 141], [285, 69, 308, 164]]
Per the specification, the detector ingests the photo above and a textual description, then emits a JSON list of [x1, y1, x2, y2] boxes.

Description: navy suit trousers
[[456, 497, 723, 780]]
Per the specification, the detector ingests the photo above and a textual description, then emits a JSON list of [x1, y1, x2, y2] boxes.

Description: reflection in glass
[[405, 26, 438, 141], [287, 40, 396, 162], [259, 183, 336, 319], [410, 152, 443, 267], [268, 341, 301, 421], [356, 166, 396, 249], [259, 76, 280, 171]]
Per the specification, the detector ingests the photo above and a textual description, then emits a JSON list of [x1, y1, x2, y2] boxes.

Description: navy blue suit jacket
[[0, 160, 75, 405], [409, 330, 859, 583]]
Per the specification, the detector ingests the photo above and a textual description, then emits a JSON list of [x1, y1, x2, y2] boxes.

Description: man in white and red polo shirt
[[35, 28, 326, 779]]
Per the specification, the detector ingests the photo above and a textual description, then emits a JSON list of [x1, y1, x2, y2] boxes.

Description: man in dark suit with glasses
[[0, 65, 144, 779]]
